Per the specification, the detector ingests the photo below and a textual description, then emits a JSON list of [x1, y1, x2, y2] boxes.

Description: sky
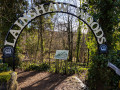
[[28, 0, 80, 7], [27, 0, 88, 33]]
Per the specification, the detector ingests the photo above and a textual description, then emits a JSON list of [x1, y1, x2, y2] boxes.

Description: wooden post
[[119, 80, 120, 89], [55, 59, 59, 73], [65, 60, 68, 74], [58, 59, 59, 73]]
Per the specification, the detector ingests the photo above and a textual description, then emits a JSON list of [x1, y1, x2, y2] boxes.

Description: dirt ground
[[17, 69, 87, 90]]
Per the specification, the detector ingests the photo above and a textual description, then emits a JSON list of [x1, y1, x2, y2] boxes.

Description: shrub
[[0, 63, 12, 72], [87, 51, 120, 90], [25, 63, 50, 71], [0, 71, 12, 83]]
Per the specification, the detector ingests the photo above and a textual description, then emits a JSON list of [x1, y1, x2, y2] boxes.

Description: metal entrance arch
[[2, 2, 108, 70]]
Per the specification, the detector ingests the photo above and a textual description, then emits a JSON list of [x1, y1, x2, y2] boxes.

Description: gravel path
[[17, 70, 87, 90]]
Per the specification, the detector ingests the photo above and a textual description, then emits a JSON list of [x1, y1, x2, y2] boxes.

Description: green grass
[[0, 71, 12, 82]]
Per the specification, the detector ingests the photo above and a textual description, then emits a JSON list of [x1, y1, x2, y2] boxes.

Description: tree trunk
[[67, 21, 71, 61], [38, 17, 44, 63], [67, 16, 73, 62], [70, 21, 73, 62], [40, 20, 44, 62], [76, 23, 81, 62], [49, 31, 53, 65]]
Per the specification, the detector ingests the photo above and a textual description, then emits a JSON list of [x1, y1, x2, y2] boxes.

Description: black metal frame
[[3, 2, 107, 71]]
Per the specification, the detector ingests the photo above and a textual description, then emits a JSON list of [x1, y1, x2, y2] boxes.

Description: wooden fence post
[[65, 60, 68, 74], [55, 59, 59, 73]]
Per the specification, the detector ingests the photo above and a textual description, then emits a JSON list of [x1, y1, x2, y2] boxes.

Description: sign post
[[55, 59, 59, 73], [2, 46, 15, 71], [54, 50, 69, 74], [99, 44, 108, 54]]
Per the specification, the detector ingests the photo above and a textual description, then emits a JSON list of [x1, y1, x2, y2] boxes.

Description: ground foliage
[[20, 62, 50, 71], [87, 51, 120, 90], [25, 63, 50, 71], [0, 63, 12, 72], [0, 71, 12, 83], [20, 60, 89, 75]]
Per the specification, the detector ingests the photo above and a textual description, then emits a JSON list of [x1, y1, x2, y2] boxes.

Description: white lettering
[[94, 27, 104, 38], [85, 15, 94, 25], [4, 39, 16, 47], [27, 9, 37, 20], [48, 3, 56, 12], [76, 8, 86, 19], [90, 22, 99, 31], [98, 37, 106, 44], [14, 21, 24, 30], [10, 30, 21, 39], [56, 2, 69, 12], [19, 13, 31, 26], [4, 3, 107, 47], [34, 4, 46, 15]]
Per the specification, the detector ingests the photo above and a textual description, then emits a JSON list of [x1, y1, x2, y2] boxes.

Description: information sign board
[[54, 50, 69, 60]]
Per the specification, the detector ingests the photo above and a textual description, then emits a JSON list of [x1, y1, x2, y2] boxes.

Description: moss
[[0, 71, 12, 83]]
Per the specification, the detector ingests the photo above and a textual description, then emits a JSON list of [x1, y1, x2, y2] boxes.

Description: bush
[[87, 51, 120, 90], [0, 71, 12, 83], [25, 63, 50, 71], [0, 63, 11, 72]]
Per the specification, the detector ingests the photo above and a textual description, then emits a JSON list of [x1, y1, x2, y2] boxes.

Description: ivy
[[87, 51, 120, 90]]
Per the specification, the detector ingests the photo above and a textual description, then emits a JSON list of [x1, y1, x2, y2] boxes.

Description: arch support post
[[2, 46, 15, 71]]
